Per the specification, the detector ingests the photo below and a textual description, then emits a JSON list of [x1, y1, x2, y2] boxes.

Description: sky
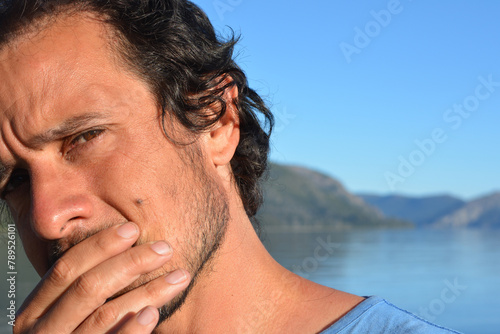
[[198, 0, 500, 200]]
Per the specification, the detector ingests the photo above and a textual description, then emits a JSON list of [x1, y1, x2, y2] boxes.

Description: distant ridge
[[432, 192, 500, 228], [357, 194, 465, 226], [258, 163, 411, 231], [358, 192, 500, 229], [258, 163, 500, 230]]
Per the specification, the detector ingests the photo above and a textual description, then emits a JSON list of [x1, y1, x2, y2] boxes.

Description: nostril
[[31, 197, 94, 241], [60, 216, 84, 233]]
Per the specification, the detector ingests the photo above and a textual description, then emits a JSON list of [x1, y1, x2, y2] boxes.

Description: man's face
[[0, 13, 228, 315]]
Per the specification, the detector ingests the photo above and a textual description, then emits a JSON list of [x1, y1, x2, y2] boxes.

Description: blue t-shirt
[[320, 296, 461, 333]]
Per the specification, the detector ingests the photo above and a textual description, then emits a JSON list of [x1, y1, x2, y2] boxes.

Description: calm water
[[263, 229, 500, 334], [1, 229, 499, 333]]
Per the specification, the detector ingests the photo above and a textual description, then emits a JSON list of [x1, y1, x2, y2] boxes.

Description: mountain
[[357, 192, 500, 229], [357, 194, 465, 226], [257, 164, 411, 231], [431, 193, 500, 228]]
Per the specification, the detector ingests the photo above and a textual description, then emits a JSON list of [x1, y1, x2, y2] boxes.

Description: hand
[[14, 222, 191, 333]]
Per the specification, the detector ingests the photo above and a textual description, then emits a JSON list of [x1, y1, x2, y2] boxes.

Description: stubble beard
[[156, 160, 230, 324]]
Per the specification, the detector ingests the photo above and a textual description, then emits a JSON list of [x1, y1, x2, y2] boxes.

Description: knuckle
[[125, 248, 148, 269], [13, 303, 39, 334], [89, 304, 120, 330], [49, 258, 77, 287], [143, 280, 164, 300], [13, 318, 30, 334], [73, 273, 102, 300], [94, 233, 111, 252], [12, 322, 27, 334]]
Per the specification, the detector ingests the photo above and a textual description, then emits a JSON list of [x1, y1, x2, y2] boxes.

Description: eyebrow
[[27, 112, 112, 148], [0, 112, 111, 188]]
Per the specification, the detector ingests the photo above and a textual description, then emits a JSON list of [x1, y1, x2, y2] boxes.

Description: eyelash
[[1, 129, 105, 198], [1, 170, 29, 199], [64, 128, 105, 157]]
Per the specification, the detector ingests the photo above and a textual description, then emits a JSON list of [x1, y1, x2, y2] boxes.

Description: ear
[[205, 82, 240, 167]]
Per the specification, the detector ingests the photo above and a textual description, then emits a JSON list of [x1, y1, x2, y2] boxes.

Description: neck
[[156, 190, 364, 333], [157, 208, 273, 331]]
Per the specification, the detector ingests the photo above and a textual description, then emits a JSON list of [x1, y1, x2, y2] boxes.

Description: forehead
[[0, 12, 118, 94], [0, 12, 154, 142], [1, 10, 115, 61]]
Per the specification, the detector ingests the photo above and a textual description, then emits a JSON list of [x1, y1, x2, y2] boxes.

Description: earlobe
[[208, 84, 240, 167]]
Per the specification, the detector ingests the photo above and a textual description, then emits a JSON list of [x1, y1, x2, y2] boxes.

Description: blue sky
[[199, 0, 500, 200]]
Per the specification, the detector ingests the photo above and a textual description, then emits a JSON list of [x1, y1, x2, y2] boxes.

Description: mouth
[[47, 222, 118, 267], [47, 222, 168, 302]]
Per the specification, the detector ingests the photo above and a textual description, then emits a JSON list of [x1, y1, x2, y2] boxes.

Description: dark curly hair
[[0, 0, 273, 224]]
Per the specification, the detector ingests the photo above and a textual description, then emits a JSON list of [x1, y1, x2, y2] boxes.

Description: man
[[0, 1, 460, 333]]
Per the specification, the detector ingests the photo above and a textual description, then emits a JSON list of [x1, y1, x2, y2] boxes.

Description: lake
[[2, 228, 499, 333], [263, 228, 500, 334]]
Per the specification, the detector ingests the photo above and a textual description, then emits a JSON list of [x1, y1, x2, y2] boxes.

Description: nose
[[30, 162, 94, 241]]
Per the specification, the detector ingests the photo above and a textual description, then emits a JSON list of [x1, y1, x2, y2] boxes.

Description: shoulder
[[320, 296, 462, 334]]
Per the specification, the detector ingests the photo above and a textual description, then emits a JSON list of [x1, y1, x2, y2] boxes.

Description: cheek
[[93, 148, 179, 217], [98, 157, 164, 202], [129, 169, 189, 243]]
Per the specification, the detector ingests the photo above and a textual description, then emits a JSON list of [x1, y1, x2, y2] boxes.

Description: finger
[[33, 241, 174, 333], [115, 306, 159, 334], [75, 269, 190, 333], [16, 222, 140, 329]]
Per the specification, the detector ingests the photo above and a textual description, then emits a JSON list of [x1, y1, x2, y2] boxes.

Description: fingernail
[[165, 269, 188, 284], [137, 306, 157, 326], [150, 241, 172, 255], [117, 223, 138, 239]]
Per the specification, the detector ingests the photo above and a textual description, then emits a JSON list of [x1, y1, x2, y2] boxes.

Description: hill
[[258, 164, 411, 231], [357, 194, 465, 226], [431, 192, 500, 228]]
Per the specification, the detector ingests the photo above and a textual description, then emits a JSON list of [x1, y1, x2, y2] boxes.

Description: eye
[[66, 129, 104, 153], [2, 169, 30, 198]]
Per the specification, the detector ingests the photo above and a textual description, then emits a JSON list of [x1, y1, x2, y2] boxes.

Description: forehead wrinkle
[[0, 42, 70, 126]]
